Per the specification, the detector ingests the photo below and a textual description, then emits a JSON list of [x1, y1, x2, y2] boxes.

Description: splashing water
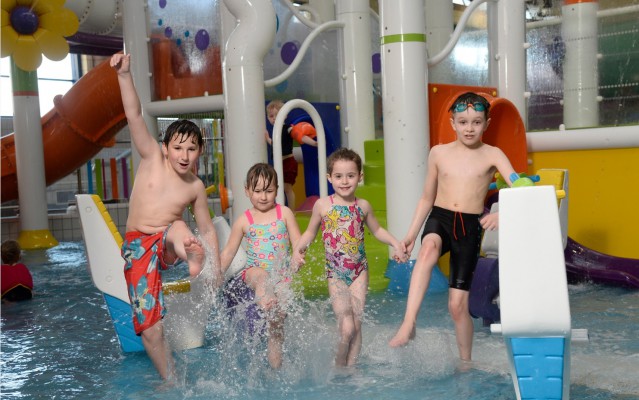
[[1, 242, 638, 399]]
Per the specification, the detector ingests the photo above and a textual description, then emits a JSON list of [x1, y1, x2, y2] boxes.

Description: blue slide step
[[510, 337, 565, 399], [103, 293, 144, 353]]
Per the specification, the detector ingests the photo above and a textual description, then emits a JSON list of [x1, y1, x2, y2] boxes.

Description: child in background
[[388, 92, 517, 365], [265, 99, 317, 209], [111, 53, 221, 380], [293, 148, 406, 367], [220, 163, 302, 369], [1, 240, 33, 302]]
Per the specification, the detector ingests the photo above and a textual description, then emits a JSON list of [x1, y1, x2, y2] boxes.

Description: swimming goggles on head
[[452, 102, 487, 113]]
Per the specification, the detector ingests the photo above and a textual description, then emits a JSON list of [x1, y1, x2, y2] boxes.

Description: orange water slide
[[1, 58, 126, 203]]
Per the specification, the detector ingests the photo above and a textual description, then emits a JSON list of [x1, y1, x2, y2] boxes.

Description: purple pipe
[[67, 32, 123, 48], [67, 32, 123, 56], [564, 237, 639, 289]]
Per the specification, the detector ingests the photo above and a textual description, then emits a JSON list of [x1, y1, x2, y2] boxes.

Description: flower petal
[[1, 0, 18, 14], [34, 28, 68, 61], [13, 35, 42, 71], [2, 9, 9, 27], [1, 25, 18, 57], [33, 0, 65, 16], [40, 8, 78, 37], [16, 0, 34, 6]]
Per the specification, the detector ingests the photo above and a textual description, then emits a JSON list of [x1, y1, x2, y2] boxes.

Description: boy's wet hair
[[161, 119, 204, 148], [449, 92, 491, 118], [1, 240, 21, 264], [246, 163, 279, 192], [327, 148, 362, 174]]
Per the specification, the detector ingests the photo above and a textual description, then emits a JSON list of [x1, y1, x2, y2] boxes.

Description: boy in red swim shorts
[[112, 53, 221, 380]]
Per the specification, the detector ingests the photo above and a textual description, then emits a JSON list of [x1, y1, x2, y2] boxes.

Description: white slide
[[76, 195, 246, 352], [491, 186, 572, 400]]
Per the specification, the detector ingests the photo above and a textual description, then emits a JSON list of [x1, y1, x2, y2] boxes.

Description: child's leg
[[328, 278, 357, 367], [284, 183, 295, 209], [389, 234, 442, 347], [244, 267, 277, 311], [448, 288, 473, 361], [345, 271, 368, 366], [165, 221, 205, 277], [140, 321, 174, 380], [267, 309, 285, 369]]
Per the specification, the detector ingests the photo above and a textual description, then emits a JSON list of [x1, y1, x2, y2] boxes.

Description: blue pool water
[[1, 242, 638, 399]]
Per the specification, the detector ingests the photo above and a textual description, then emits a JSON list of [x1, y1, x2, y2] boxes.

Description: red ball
[[290, 122, 316, 144]]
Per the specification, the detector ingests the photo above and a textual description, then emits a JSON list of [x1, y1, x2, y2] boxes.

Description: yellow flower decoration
[[1, 0, 79, 71]]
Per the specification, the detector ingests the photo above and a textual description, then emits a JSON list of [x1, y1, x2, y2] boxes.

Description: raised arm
[[110, 53, 159, 159]]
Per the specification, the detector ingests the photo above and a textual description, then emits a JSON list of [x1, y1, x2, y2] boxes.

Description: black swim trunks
[[421, 206, 483, 291]]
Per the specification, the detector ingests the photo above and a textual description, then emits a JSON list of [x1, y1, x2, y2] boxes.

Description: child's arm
[[403, 149, 439, 254], [360, 200, 407, 262], [110, 53, 159, 159], [220, 216, 247, 275], [492, 147, 517, 187], [281, 206, 303, 272], [301, 136, 318, 147], [291, 199, 325, 268], [479, 147, 517, 231], [191, 186, 221, 284]]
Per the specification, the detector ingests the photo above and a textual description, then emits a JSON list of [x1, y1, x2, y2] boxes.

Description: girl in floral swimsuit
[[220, 163, 301, 369], [293, 148, 406, 367]]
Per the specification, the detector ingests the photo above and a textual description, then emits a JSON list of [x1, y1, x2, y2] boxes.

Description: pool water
[[1, 242, 638, 399]]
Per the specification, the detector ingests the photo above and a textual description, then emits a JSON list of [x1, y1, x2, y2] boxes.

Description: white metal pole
[[222, 0, 276, 221], [562, 0, 599, 128], [488, 0, 527, 122], [11, 64, 58, 249], [380, 0, 428, 258], [424, 0, 453, 83], [335, 0, 375, 158]]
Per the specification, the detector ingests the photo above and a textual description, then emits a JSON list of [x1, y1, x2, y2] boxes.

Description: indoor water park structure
[[1, 1, 638, 399]]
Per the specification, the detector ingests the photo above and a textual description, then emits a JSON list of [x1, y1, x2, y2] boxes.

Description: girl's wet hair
[[245, 163, 278, 191], [327, 148, 362, 174], [161, 119, 204, 148]]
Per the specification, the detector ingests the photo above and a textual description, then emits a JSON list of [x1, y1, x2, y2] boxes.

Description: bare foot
[[184, 236, 205, 277], [389, 322, 416, 347]]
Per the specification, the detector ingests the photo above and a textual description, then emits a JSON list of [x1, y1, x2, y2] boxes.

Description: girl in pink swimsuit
[[220, 163, 301, 369], [293, 148, 406, 367]]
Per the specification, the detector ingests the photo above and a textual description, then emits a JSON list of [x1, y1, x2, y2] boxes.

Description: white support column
[[12, 64, 58, 249], [562, 0, 599, 128], [379, 0, 428, 257], [122, 0, 156, 171], [488, 0, 527, 122], [335, 0, 375, 158], [424, 0, 454, 83], [222, 0, 276, 221]]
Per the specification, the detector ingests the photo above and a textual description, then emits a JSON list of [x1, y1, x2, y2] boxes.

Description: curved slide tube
[[565, 237, 639, 289], [1, 58, 126, 203], [75, 194, 247, 353]]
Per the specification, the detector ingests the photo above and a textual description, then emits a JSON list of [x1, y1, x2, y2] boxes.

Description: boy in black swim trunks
[[389, 92, 517, 363]]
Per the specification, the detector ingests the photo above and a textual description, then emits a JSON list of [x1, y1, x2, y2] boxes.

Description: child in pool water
[[293, 148, 407, 367], [220, 163, 302, 368]]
